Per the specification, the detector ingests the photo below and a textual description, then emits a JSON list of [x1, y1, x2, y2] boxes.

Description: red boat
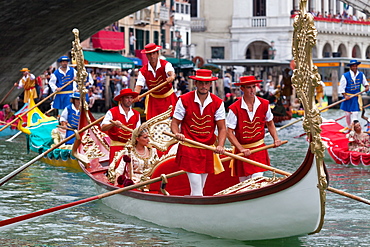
[[320, 120, 370, 166]]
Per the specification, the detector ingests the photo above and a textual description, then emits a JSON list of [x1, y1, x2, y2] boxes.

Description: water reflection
[[0, 109, 370, 246]]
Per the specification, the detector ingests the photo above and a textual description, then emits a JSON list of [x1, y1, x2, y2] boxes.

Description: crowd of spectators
[[291, 9, 369, 23]]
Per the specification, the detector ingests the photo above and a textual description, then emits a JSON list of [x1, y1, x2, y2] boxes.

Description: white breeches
[[345, 111, 359, 127], [187, 172, 208, 196]]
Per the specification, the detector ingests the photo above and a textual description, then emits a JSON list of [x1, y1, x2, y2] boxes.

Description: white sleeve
[[215, 102, 226, 121], [59, 108, 68, 122], [338, 75, 347, 94], [30, 74, 35, 80], [101, 110, 113, 126], [362, 74, 369, 87], [266, 106, 274, 122], [18, 79, 23, 88], [172, 98, 186, 120], [165, 62, 175, 74], [49, 74, 57, 92], [226, 109, 237, 129], [136, 71, 146, 87], [136, 117, 141, 128]]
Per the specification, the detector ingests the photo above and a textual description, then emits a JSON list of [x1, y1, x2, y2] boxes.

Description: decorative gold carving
[[214, 175, 286, 195], [292, 0, 326, 234], [81, 131, 106, 159]]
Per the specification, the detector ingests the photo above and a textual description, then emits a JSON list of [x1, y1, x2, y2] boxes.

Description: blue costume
[[52, 68, 75, 110], [340, 71, 364, 112], [64, 103, 80, 145]]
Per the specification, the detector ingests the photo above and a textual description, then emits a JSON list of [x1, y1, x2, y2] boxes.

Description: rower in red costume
[[226, 76, 282, 182], [101, 89, 141, 163], [171, 69, 226, 196], [134, 43, 177, 120]]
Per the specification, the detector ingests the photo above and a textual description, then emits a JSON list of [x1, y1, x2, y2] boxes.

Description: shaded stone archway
[[322, 43, 332, 58], [337, 44, 347, 57], [245, 41, 270, 59], [0, 0, 159, 103], [352, 44, 361, 58]]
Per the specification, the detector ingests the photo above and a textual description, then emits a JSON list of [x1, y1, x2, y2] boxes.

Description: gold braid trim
[[192, 112, 211, 120], [190, 130, 211, 134], [242, 117, 260, 124], [191, 118, 211, 126], [190, 125, 211, 130], [242, 132, 260, 139], [242, 122, 261, 129]]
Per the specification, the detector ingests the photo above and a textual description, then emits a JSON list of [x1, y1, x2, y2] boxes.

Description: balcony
[[252, 17, 267, 27], [191, 18, 206, 32], [134, 9, 151, 26]]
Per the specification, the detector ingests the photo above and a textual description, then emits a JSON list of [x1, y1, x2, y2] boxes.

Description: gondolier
[[171, 69, 226, 196], [134, 43, 177, 120], [226, 76, 281, 181], [101, 88, 141, 163], [59, 92, 81, 145], [49, 56, 77, 115], [339, 59, 369, 133], [15, 68, 38, 103]]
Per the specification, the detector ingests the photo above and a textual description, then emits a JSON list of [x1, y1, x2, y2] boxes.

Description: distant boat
[[17, 98, 80, 171], [321, 119, 370, 166]]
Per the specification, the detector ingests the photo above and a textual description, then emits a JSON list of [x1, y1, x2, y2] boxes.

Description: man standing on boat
[[15, 68, 38, 103], [101, 88, 141, 163], [171, 69, 226, 196], [59, 92, 81, 145], [339, 59, 369, 133], [134, 43, 177, 120], [226, 76, 282, 182], [49, 56, 77, 115]]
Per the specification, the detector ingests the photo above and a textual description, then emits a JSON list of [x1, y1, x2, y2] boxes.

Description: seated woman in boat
[[107, 125, 159, 188], [0, 104, 15, 126], [346, 120, 370, 153]]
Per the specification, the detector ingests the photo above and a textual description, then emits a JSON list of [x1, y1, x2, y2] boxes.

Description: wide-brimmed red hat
[[189, 69, 218, 82], [141, 43, 162, 54], [114, 88, 139, 102], [233, 75, 262, 86]]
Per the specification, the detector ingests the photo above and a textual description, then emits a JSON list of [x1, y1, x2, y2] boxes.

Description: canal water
[[0, 109, 370, 246]]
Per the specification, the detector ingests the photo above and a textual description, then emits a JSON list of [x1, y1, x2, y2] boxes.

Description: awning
[[83, 51, 134, 69], [127, 57, 142, 66], [164, 57, 194, 69], [91, 30, 124, 51]]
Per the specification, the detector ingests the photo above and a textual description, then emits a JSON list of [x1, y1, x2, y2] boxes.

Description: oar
[[5, 131, 23, 142], [0, 80, 74, 132], [137, 80, 171, 100], [44, 108, 55, 115], [0, 170, 186, 229], [0, 84, 16, 105], [163, 131, 370, 206], [267, 90, 368, 137], [220, 140, 288, 163], [0, 115, 104, 186]]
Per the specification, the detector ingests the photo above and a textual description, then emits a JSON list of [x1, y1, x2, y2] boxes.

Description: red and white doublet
[[227, 97, 271, 176], [138, 59, 177, 119], [102, 105, 141, 163], [174, 91, 224, 174]]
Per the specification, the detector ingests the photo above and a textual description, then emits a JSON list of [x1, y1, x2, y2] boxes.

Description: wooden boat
[[71, 6, 328, 239], [17, 98, 80, 171], [73, 106, 326, 240], [320, 120, 370, 166]]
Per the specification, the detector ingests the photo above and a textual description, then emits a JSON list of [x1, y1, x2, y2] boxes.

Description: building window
[[211, 47, 225, 59], [189, 0, 198, 17], [145, 30, 150, 45], [136, 29, 144, 50], [161, 29, 166, 48], [176, 3, 180, 13], [253, 0, 266, 16], [154, 31, 159, 45], [185, 5, 189, 14], [181, 4, 184, 14]]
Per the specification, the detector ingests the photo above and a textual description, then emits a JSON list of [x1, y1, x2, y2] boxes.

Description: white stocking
[[187, 172, 207, 196], [345, 111, 352, 127]]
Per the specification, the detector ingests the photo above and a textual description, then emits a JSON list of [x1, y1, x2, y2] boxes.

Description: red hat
[[233, 76, 262, 86], [3, 104, 9, 108], [114, 88, 139, 102], [141, 43, 162, 54], [189, 69, 218, 82]]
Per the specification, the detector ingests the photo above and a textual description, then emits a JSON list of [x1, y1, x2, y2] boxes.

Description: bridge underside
[[0, 0, 158, 103]]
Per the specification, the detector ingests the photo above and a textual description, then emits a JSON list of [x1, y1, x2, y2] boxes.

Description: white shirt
[[60, 103, 79, 123], [226, 96, 273, 130], [173, 91, 225, 121], [338, 70, 368, 94], [101, 104, 141, 127], [18, 74, 36, 88], [49, 66, 78, 92], [136, 59, 174, 87]]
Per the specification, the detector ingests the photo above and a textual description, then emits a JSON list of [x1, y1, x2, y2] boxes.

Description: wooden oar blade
[[0, 196, 99, 230]]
